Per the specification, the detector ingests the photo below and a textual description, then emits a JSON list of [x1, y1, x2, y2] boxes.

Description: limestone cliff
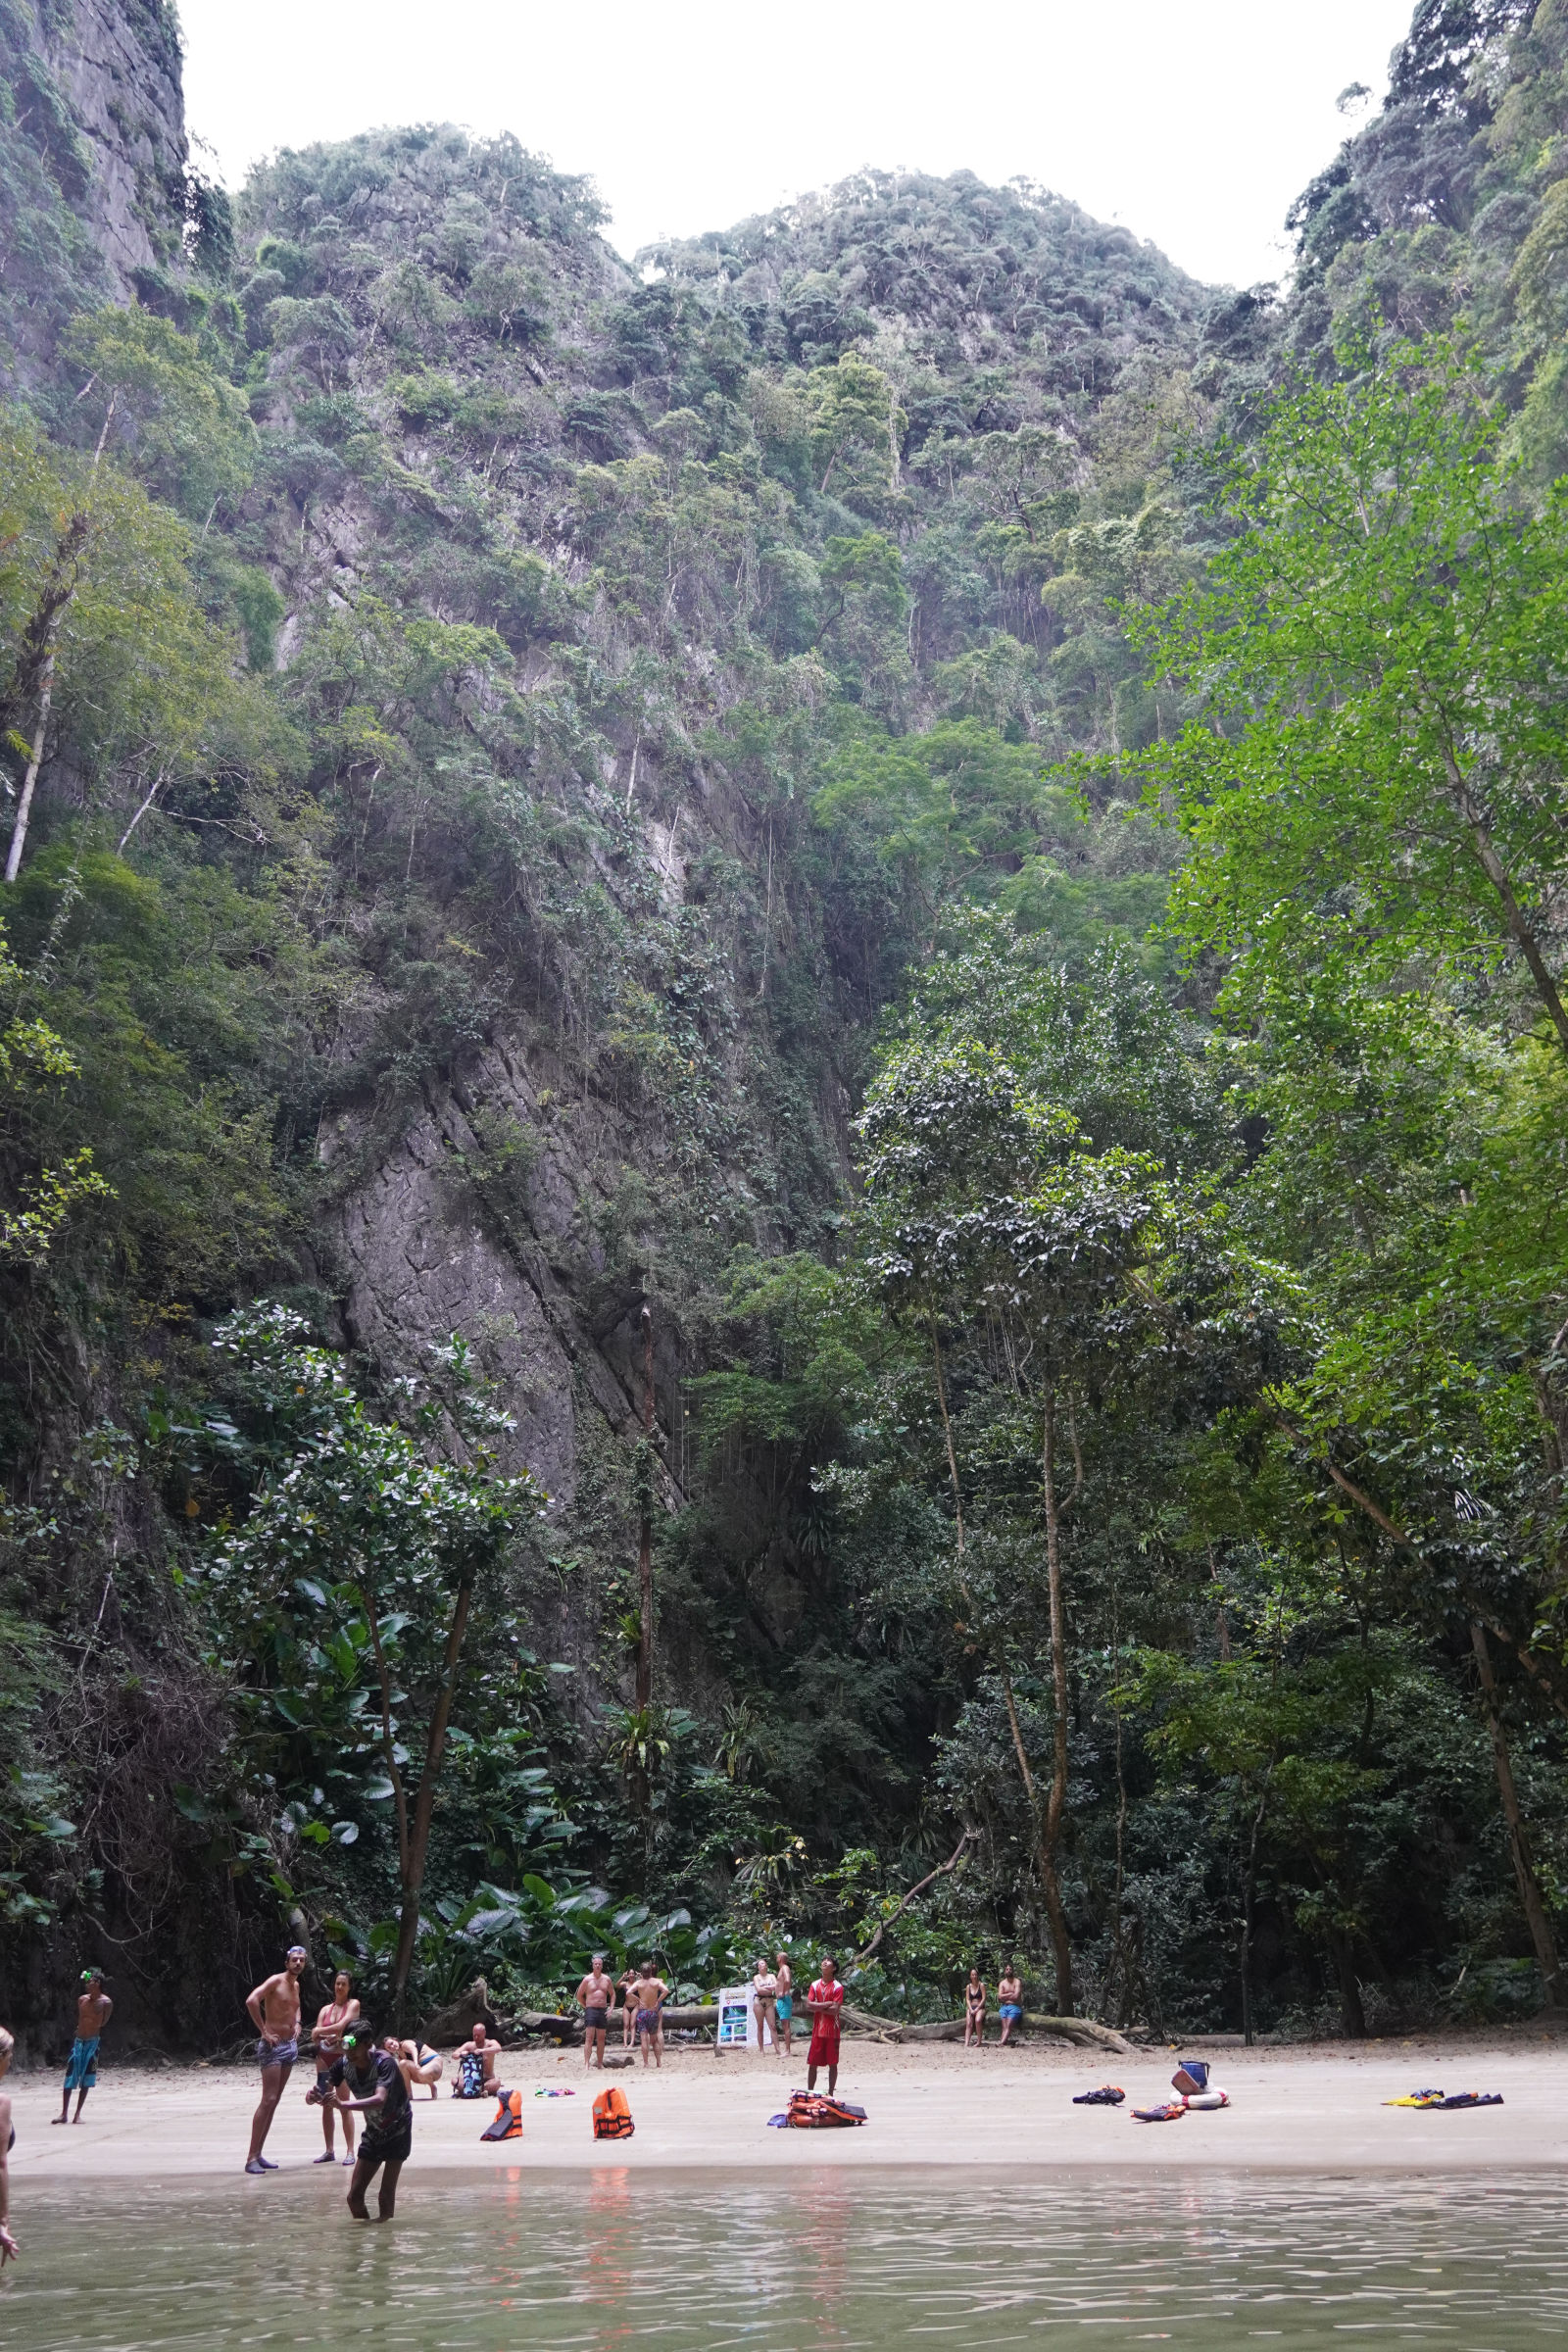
[[0, 0, 187, 371]]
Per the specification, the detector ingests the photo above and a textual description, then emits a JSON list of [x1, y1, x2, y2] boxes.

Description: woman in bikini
[[312, 1971, 360, 2163], [752, 1959, 778, 2053], [963, 1966, 987, 2048], [617, 1966, 639, 2051]]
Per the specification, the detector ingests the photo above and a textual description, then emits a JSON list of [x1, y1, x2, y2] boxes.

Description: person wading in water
[[309, 2025, 414, 2223]]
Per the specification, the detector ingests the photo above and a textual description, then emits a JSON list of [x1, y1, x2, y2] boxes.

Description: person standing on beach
[[963, 1967, 987, 2048], [0, 2026, 18, 2269], [617, 1965, 639, 2051], [54, 1968, 112, 2125], [244, 1945, 308, 2174], [576, 1955, 616, 2071], [630, 1960, 667, 2068], [752, 1958, 778, 2054], [310, 1971, 360, 2165], [806, 1955, 845, 2095], [309, 2025, 413, 2223], [996, 1960, 1024, 2047], [773, 1954, 794, 2060]]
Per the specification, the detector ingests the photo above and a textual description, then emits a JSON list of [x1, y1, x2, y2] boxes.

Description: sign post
[[716, 1984, 756, 2049]]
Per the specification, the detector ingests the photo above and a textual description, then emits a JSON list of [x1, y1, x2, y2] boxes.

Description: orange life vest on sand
[[593, 2084, 634, 2139], [785, 2090, 866, 2128], [481, 2089, 522, 2141]]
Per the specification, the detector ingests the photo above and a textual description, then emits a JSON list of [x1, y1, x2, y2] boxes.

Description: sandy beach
[[8, 2029, 1567, 2183]]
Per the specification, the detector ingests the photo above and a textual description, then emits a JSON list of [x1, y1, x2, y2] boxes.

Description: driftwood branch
[[853, 1829, 976, 1966]]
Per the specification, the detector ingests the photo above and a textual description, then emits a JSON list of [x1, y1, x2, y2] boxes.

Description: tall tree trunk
[[636, 1302, 655, 1713], [931, 1320, 1071, 2005], [1038, 1386, 1074, 2013], [390, 1578, 476, 2028], [1471, 1622, 1564, 2008], [4, 510, 89, 885]]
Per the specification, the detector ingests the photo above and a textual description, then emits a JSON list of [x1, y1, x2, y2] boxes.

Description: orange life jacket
[[481, 2089, 522, 2141], [592, 2084, 634, 2139], [785, 2090, 866, 2128]]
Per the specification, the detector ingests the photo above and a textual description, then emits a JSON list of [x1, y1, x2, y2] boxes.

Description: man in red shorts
[[806, 1954, 845, 2095]]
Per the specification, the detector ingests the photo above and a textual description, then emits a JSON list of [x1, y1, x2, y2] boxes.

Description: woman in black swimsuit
[[962, 1967, 987, 2049], [0, 2024, 19, 2267]]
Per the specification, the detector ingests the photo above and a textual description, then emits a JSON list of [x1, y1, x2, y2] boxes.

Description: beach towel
[[1131, 2100, 1185, 2123], [1383, 2089, 1446, 2107]]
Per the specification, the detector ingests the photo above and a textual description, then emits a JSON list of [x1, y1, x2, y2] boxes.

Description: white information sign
[[716, 1984, 756, 2048]]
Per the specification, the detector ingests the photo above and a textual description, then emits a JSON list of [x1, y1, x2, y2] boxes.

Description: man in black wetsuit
[[308, 2025, 413, 2222]]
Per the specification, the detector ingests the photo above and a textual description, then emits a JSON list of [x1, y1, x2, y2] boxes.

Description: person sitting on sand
[[806, 1955, 845, 2096], [630, 1961, 668, 2068], [997, 1960, 1024, 2047], [963, 1967, 987, 2049], [752, 1958, 778, 2053], [397, 2038, 443, 2097], [576, 1955, 616, 2071], [244, 1945, 308, 2174], [774, 1954, 794, 2059], [55, 1968, 113, 2126], [0, 2025, 18, 2269], [309, 2025, 412, 2224], [451, 2021, 504, 2098], [311, 1971, 360, 2165]]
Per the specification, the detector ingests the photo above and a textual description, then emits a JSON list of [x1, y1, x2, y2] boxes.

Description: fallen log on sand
[[498, 2002, 1132, 2054], [840, 2002, 1133, 2053]]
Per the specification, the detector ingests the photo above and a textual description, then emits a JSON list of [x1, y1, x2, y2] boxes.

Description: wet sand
[[8, 2029, 1567, 2180]]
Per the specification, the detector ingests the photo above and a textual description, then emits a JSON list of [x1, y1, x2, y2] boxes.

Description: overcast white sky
[[178, 0, 1418, 290]]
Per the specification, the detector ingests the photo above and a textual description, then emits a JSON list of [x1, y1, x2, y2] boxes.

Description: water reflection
[[4, 2172, 1567, 2350]]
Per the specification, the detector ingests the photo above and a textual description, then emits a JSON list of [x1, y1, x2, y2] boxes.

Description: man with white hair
[[244, 1945, 309, 2175]]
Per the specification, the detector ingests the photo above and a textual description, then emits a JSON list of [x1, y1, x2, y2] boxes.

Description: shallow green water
[[4, 2171, 1567, 2349]]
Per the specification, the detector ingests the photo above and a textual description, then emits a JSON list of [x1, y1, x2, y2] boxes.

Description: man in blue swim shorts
[[997, 1958, 1024, 2047], [244, 1945, 308, 2174], [55, 1969, 113, 2126]]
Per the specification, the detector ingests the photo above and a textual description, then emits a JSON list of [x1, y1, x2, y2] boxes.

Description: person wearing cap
[[54, 1969, 112, 2126], [308, 2022, 414, 2223], [244, 1945, 309, 2175]]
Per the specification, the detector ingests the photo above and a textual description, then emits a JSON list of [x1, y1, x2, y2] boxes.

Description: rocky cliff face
[[0, 0, 186, 370]]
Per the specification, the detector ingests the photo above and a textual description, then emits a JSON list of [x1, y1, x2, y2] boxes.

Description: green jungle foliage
[[3, 0, 1568, 2044]]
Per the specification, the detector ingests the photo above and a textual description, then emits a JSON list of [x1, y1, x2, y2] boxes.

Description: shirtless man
[[55, 1968, 113, 2125], [630, 1960, 667, 2069], [244, 1945, 308, 2174], [451, 2021, 505, 2098], [310, 1970, 360, 2165], [0, 2025, 18, 2268], [996, 1959, 1024, 2048], [576, 1954, 616, 2070], [774, 1954, 794, 2059]]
